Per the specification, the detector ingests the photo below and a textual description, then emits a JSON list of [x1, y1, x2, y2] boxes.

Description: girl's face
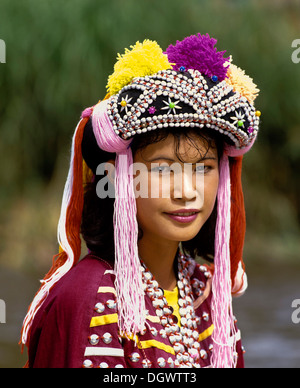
[[133, 133, 219, 246]]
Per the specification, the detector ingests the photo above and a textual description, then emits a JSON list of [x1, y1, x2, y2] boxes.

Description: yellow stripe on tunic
[[138, 339, 175, 355], [90, 313, 118, 327], [119, 332, 175, 355], [198, 324, 214, 342]]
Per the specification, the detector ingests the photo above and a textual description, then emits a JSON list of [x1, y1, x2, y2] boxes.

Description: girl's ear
[[105, 159, 115, 184]]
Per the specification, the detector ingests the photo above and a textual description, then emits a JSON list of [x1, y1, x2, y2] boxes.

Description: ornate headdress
[[21, 34, 260, 368]]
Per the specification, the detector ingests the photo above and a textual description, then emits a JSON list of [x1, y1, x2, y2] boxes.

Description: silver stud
[[94, 302, 105, 314], [200, 349, 208, 360], [189, 348, 199, 360], [160, 329, 167, 338], [183, 352, 190, 362], [106, 299, 116, 309], [82, 359, 93, 368], [89, 334, 99, 345], [102, 332, 112, 344], [202, 312, 209, 321], [130, 352, 141, 362], [160, 316, 168, 325], [142, 359, 152, 368], [153, 299, 164, 308], [178, 298, 186, 307], [163, 307, 172, 315], [150, 327, 158, 336], [99, 362, 109, 368], [167, 357, 175, 368], [192, 330, 199, 340], [178, 280, 184, 289], [174, 342, 184, 353], [169, 334, 177, 344], [157, 357, 166, 368], [156, 288, 164, 298]]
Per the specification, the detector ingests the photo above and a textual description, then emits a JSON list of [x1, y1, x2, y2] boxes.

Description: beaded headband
[[107, 68, 259, 149]]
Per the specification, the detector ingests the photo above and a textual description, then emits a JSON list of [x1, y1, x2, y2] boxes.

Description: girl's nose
[[172, 164, 204, 206]]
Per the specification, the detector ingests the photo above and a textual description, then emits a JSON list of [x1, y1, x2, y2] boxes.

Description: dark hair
[[81, 119, 224, 263]]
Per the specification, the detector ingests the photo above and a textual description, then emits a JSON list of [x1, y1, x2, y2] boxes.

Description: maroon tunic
[[28, 254, 244, 368]]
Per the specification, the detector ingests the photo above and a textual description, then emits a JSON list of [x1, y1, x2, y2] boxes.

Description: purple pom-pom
[[165, 33, 230, 82]]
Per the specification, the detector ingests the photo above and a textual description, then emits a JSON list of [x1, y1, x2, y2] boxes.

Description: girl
[[21, 34, 260, 368]]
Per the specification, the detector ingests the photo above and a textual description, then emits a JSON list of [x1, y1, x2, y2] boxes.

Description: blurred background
[[0, 0, 299, 368]]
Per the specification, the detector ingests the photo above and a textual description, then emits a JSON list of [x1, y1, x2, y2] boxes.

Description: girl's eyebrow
[[147, 155, 217, 163], [147, 156, 176, 162]]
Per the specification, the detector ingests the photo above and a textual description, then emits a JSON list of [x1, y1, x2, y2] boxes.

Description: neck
[[138, 234, 179, 291]]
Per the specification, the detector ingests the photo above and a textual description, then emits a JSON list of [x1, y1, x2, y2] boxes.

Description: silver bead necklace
[[141, 253, 201, 368]]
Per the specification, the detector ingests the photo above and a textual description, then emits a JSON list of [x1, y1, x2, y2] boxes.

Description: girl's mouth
[[164, 209, 200, 223]]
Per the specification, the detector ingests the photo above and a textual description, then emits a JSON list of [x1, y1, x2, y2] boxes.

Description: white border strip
[[97, 286, 117, 296], [84, 347, 124, 357]]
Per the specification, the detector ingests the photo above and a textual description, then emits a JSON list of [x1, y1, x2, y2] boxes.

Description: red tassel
[[20, 116, 89, 349], [229, 156, 246, 288]]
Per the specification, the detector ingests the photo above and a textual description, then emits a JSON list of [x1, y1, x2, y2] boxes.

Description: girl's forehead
[[134, 133, 218, 162]]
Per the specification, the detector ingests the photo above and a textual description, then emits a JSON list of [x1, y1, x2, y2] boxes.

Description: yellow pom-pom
[[226, 63, 259, 104], [106, 40, 172, 95]]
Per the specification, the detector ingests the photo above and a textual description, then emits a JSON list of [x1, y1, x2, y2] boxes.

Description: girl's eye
[[196, 165, 209, 173], [151, 165, 171, 174]]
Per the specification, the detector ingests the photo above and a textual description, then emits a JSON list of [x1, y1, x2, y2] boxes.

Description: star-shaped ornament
[[230, 111, 246, 128], [119, 95, 133, 114], [161, 97, 182, 115]]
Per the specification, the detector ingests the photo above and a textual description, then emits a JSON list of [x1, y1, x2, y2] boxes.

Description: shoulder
[[30, 254, 115, 340], [42, 254, 115, 315], [28, 254, 116, 367]]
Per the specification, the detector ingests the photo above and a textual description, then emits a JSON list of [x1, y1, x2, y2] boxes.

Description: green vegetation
[[0, 0, 300, 273]]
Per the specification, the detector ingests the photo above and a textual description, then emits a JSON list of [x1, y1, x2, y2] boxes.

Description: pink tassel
[[81, 106, 94, 118], [211, 153, 237, 368], [92, 100, 146, 336]]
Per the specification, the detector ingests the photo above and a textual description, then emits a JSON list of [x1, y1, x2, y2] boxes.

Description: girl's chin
[[159, 226, 202, 243]]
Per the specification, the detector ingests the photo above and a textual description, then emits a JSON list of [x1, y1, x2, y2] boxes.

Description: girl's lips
[[164, 209, 200, 223]]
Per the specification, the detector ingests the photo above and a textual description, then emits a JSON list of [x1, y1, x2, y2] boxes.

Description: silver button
[[106, 299, 117, 309], [82, 359, 93, 368], [102, 332, 112, 344], [157, 357, 166, 368], [142, 359, 152, 368], [130, 352, 141, 362], [89, 334, 99, 345], [94, 302, 105, 314]]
